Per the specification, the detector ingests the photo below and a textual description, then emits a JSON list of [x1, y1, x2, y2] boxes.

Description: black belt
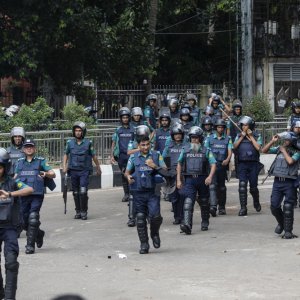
[[184, 174, 206, 178], [275, 177, 294, 182]]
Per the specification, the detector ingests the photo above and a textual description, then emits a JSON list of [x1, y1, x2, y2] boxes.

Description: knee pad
[[136, 213, 147, 227], [199, 197, 209, 207], [28, 212, 40, 227], [80, 187, 87, 194], [183, 198, 193, 210], [250, 187, 259, 194], [5, 253, 19, 272], [283, 203, 293, 216], [151, 215, 163, 224], [239, 181, 247, 193]]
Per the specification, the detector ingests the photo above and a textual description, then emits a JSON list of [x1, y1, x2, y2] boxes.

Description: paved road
[[17, 177, 300, 300]]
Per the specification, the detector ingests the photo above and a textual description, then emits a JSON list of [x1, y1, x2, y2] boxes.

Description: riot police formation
[[63, 122, 101, 220], [233, 116, 262, 216], [205, 119, 233, 216], [162, 123, 187, 224], [111, 107, 135, 202], [287, 101, 300, 130], [125, 130, 167, 254], [6, 127, 26, 177], [0, 148, 33, 299], [126, 125, 151, 227], [144, 94, 158, 130], [262, 132, 300, 239], [176, 126, 216, 234], [154, 113, 171, 154], [15, 139, 56, 254]]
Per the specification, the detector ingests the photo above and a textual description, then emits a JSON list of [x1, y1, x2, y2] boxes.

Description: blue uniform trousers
[[238, 161, 259, 188], [0, 228, 19, 256], [69, 169, 90, 190], [180, 176, 209, 204], [271, 177, 296, 208], [20, 195, 44, 229], [134, 190, 160, 218]]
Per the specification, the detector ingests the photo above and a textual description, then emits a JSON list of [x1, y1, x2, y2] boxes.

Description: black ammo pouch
[[0, 197, 13, 223]]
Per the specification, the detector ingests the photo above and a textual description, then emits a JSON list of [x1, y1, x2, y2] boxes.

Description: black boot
[[4, 253, 18, 300], [209, 182, 217, 217], [73, 191, 81, 219], [270, 206, 284, 234], [283, 203, 297, 239], [199, 198, 210, 231], [238, 181, 247, 216], [0, 265, 4, 300], [150, 215, 163, 249], [136, 213, 149, 254], [25, 212, 40, 254], [250, 187, 261, 212], [36, 229, 45, 249], [180, 198, 193, 235], [218, 186, 227, 215], [121, 174, 130, 202], [127, 194, 136, 227], [79, 187, 88, 220]]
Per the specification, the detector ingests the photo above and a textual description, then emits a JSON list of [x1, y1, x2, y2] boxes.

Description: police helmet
[[186, 93, 197, 102], [73, 121, 87, 137], [291, 101, 300, 113], [136, 125, 150, 137], [205, 105, 214, 115], [232, 100, 243, 109], [214, 118, 226, 128], [239, 116, 255, 130], [168, 98, 179, 108], [292, 120, 300, 129], [131, 107, 143, 117], [201, 116, 213, 126], [278, 131, 299, 148], [159, 112, 171, 122], [119, 107, 131, 118], [170, 123, 184, 140], [181, 103, 192, 112], [146, 94, 158, 104], [0, 148, 11, 174], [212, 95, 221, 105], [188, 126, 204, 141], [10, 127, 26, 144], [180, 108, 193, 122]]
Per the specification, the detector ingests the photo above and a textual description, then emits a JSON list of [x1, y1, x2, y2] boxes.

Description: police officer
[[229, 100, 243, 141], [233, 116, 262, 216], [0, 148, 33, 299], [178, 108, 194, 138], [15, 139, 56, 254], [162, 123, 187, 224], [63, 122, 101, 220], [201, 116, 214, 138], [186, 94, 201, 125], [205, 119, 233, 215], [126, 125, 151, 227], [262, 132, 300, 238], [169, 98, 180, 120], [111, 107, 135, 202], [287, 101, 300, 130], [125, 134, 167, 254], [177, 126, 216, 234], [144, 94, 158, 129], [6, 127, 26, 176], [154, 113, 171, 154]]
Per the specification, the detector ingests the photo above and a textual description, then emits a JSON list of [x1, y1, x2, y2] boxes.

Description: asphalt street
[[17, 176, 300, 300]]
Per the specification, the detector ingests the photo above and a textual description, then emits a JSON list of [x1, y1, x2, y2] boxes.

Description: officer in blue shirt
[[287, 101, 300, 130], [178, 108, 194, 139], [262, 132, 300, 239], [162, 123, 187, 224], [111, 107, 135, 202], [63, 122, 101, 220], [6, 127, 26, 177], [144, 94, 157, 129], [186, 94, 201, 126], [15, 139, 56, 255], [234, 116, 262, 216], [205, 119, 233, 216], [125, 134, 167, 254], [154, 112, 171, 154], [177, 126, 216, 234], [201, 116, 214, 139]]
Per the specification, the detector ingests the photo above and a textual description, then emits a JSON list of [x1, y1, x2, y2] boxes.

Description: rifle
[[63, 173, 68, 214], [261, 152, 279, 185]]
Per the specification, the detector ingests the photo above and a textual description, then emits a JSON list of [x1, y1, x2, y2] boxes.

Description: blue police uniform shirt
[[204, 132, 233, 149], [15, 156, 52, 174]]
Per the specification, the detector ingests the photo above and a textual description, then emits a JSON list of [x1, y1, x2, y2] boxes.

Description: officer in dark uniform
[[63, 122, 101, 220], [15, 139, 56, 254], [287, 101, 300, 130], [162, 123, 187, 224], [126, 125, 151, 227], [144, 94, 157, 129], [228, 100, 243, 141], [177, 126, 216, 234], [178, 108, 194, 139], [186, 94, 201, 125], [6, 127, 26, 177], [0, 148, 33, 299], [154, 112, 171, 154], [201, 116, 214, 138], [125, 134, 167, 254], [233, 116, 262, 216], [205, 119, 233, 215], [262, 132, 300, 238], [169, 98, 180, 120], [111, 107, 135, 202]]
